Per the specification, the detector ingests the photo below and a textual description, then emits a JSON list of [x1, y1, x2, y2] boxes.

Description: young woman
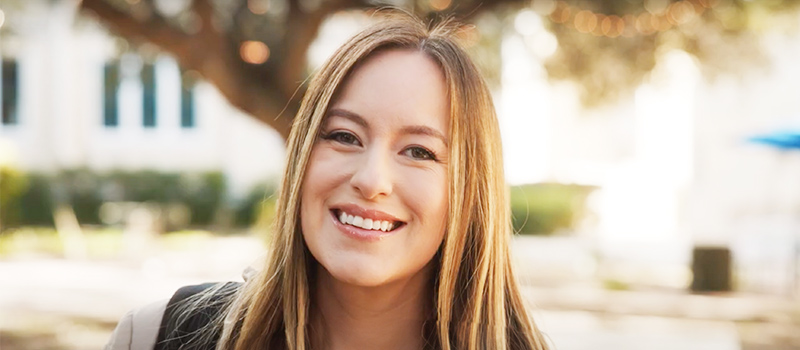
[[106, 13, 550, 350]]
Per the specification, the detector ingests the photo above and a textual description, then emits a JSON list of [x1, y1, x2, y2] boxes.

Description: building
[[499, 9, 800, 293], [0, 1, 286, 200]]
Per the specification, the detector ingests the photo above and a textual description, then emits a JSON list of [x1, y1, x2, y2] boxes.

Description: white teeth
[[336, 211, 397, 232]]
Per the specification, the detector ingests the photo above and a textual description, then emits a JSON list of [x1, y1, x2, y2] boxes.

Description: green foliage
[[602, 278, 631, 291], [1, 169, 229, 230], [233, 183, 276, 228], [509, 183, 594, 235], [0, 227, 62, 257], [17, 174, 55, 227], [181, 172, 226, 226], [1, 169, 56, 228], [103, 170, 182, 202], [55, 169, 227, 226], [57, 169, 105, 224], [0, 166, 30, 228], [159, 230, 213, 251], [0, 227, 215, 258], [540, 0, 800, 107]]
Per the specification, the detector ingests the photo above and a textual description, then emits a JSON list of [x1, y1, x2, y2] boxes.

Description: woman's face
[[300, 49, 450, 287]]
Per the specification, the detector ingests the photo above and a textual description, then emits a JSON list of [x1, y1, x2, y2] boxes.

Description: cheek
[[398, 169, 448, 276], [302, 148, 349, 200], [300, 149, 345, 237], [401, 167, 449, 235]]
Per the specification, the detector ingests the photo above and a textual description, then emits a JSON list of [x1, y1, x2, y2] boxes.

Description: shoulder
[[104, 282, 243, 350], [105, 298, 169, 350], [157, 282, 243, 350]]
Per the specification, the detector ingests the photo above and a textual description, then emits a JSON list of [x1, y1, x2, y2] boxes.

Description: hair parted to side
[[211, 11, 549, 350]]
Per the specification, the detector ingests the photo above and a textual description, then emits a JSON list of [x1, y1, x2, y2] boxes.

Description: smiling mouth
[[331, 209, 405, 232]]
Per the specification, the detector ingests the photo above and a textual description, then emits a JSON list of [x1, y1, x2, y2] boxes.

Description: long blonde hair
[[214, 12, 549, 350]]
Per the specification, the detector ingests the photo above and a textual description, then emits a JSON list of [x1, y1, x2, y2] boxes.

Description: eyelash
[[320, 131, 439, 162], [403, 146, 438, 161], [321, 130, 361, 146]]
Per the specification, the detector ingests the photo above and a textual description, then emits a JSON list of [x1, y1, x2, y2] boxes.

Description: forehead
[[328, 49, 450, 137]]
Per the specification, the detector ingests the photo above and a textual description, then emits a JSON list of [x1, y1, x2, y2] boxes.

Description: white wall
[[0, 1, 285, 200], [499, 9, 800, 291]]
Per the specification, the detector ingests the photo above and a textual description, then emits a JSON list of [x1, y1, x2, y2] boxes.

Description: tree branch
[[79, 0, 526, 141], [81, 0, 190, 51], [80, 0, 295, 138]]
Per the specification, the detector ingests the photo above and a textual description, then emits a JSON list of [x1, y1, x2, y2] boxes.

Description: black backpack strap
[[155, 282, 242, 350]]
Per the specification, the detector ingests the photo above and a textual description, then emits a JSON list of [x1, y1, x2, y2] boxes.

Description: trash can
[[690, 246, 732, 292]]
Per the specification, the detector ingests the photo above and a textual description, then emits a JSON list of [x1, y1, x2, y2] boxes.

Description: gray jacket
[[104, 267, 254, 350], [104, 298, 168, 350]]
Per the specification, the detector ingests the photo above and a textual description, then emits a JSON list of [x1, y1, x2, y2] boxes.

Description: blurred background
[[1, 0, 799, 349]]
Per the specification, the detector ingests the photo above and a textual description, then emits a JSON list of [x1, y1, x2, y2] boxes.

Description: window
[[2, 60, 19, 125], [103, 61, 120, 127], [181, 72, 195, 128], [141, 63, 156, 127]]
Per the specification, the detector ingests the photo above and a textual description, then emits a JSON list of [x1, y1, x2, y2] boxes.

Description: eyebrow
[[326, 108, 449, 145]]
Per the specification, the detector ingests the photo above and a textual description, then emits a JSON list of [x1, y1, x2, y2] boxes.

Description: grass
[[602, 278, 632, 291], [0, 227, 217, 258], [0, 227, 64, 258], [159, 230, 214, 251]]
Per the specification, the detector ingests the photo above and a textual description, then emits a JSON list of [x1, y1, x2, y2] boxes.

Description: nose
[[350, 147, 393, 200]]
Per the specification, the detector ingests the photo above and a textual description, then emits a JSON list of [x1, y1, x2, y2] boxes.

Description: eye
[[322, 131, 361, 146], [403, 146, 438, 161]]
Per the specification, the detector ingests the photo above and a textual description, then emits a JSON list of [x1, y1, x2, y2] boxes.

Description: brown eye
[[323, 131, 361, 146], [403, 146, 437, 161]]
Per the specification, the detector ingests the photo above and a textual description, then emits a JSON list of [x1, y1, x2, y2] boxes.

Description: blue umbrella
[[748, 129, 800, 297], [749, 130, 800, 150]]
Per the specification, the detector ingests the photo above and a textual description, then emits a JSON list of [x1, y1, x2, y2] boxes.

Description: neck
[[310, 264, 433, 350]]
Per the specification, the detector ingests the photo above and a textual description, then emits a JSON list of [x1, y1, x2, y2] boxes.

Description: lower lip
[[330, 211, 400, 242]]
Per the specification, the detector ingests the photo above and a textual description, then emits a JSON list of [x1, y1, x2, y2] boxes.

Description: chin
[[321, 259, 396, 288]]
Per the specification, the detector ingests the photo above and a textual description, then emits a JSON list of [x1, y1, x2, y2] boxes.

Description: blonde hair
[[212, 12, 549, 350]]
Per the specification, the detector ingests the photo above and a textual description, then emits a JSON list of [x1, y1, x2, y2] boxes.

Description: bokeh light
[[547, 0, 715, 37], [248, 0, 269, 15], [636, 13, 656, 35], [673, 1, 701, 24], [429, 0, 452, 12], [574, 10, 598, 34], [515, 10, 540, 37], [644, 0, 670, 15], [532, 0, 557, 16], [601, 15, 624, 38], [457, 25, 480, 49], [240, 40, 270, 64], [549, 1, 572, 24], [528, 31, 558, 58]]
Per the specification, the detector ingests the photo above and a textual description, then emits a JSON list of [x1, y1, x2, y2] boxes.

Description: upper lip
[[332, 203, 404, 223]]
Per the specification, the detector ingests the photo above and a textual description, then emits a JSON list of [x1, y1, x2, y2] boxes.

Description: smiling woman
[[105, 11, 549, 350], [301, 49, 450, 293]]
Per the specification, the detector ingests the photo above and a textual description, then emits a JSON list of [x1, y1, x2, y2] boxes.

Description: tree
[[539, 0, 800, 106], [79, 0, 520, 139], [79, 0, 800, 139]]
